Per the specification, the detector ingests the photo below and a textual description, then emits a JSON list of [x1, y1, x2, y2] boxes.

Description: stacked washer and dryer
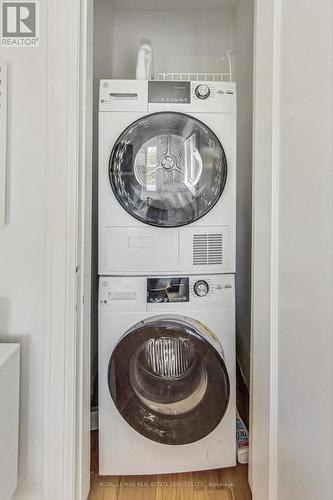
[[98, 79, 237, 474]]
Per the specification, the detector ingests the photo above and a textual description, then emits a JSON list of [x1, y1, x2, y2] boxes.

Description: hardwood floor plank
[[88, 432, 252, 500]]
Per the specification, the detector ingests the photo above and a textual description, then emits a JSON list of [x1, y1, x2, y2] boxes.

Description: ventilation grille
[[193, 233, 223, 266]]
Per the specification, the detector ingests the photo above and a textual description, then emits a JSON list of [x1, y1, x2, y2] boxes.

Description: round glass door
[[109, 112, 227, 227], [108, 316, 230, 445]]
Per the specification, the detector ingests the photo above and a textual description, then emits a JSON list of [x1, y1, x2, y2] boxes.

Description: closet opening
[[89, 1, 254, 498]]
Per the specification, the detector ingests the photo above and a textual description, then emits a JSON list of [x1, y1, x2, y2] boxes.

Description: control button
[[216, 284, 222, 290], [194, 280, 209, 297], [195, 84, 210, 100]]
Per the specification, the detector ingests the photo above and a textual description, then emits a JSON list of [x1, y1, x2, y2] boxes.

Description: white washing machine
[[98, 274, 236, 475], [99, 79, 236, 276]]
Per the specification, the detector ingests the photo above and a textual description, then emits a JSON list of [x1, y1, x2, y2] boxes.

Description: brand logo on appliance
[[1, 1, 39, 46]]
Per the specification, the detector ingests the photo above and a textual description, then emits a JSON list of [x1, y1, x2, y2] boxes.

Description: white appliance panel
[[98, 83, 236, 275], [104, 227, 180, 274], [98, 275, 236, 475]]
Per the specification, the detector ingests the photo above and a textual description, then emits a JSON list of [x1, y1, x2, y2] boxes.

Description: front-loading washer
[[99, 79, 236, 275], [98, 274, 236, 475]]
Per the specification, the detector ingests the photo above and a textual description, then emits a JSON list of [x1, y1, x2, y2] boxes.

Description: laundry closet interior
[[89, 0, 254, 496]]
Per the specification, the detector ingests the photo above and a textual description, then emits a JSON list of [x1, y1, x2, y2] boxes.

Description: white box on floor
[[0, 344, 20, 500]]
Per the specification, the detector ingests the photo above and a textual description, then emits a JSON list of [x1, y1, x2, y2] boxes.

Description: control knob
[[195, 84, 210, 100], [194, 280, 209, 297]]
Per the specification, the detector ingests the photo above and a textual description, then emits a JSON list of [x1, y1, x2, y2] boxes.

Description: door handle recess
[[109, 93, 138, 100]]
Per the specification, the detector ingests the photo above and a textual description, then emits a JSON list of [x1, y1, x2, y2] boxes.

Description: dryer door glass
[[109, 112, 227, 227], [108, 315, 230, 445]]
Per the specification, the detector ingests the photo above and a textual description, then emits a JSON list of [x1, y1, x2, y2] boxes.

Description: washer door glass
[[109, 112, 227, 227], [108, 316, 230, 445]]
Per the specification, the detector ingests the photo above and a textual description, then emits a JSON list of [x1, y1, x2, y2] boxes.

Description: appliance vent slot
[[193, 233, 223, 266]]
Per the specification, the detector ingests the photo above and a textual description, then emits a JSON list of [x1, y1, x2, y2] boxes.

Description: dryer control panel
[[99, 79, 236, 114], [148, 81, 191, 104], [148, 80, 236, 113]]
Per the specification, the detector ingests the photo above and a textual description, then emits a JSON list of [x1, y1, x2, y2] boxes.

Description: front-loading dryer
[[98, 274, 236, 475], [99, 79, 236, 275]]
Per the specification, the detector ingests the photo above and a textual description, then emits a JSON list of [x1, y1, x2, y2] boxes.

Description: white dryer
[[99, 79, 236, 275], [98, 274, 236, 475]]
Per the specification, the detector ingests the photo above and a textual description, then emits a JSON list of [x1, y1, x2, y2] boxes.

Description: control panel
[[99, 275, 234, 313], [148, 80, 235, 105], [100, 80, 236, 114], [147, 275, 233, 306], [191, 81, 235, 103], [148, 81, 236, 113], [148, 81, 191, 104], [147, 277, 189, 303]]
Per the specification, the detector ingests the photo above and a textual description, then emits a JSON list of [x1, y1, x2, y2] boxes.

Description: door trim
[[42, 0, 93, 499], [249, 1, 281, 499]]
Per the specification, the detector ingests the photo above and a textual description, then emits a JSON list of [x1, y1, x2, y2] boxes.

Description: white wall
[[235, 0, 254, 387], [0, 3, 47, 499], [276, 1, 333, 498], [110, 7, 236, 78]]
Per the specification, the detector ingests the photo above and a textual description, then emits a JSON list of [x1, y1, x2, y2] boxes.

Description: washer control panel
[[189, 275, 233, 301], [147, 277, 189, 303], [145, 275, 234, 311], [99, 275, 234, 312], [147, 275, 233, 305]]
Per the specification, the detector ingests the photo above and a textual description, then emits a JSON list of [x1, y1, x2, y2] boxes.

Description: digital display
[[147, 277, 189, 303], [148, 81, 191, 104]]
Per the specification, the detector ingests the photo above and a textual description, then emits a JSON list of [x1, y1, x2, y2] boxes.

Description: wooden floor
[[88, 432, 252, 500]]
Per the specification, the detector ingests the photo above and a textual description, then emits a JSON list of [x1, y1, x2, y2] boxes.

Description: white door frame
[[249, 1, 281, 499], [42, 0, 93, 499], [42, 0, 280, 499]]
